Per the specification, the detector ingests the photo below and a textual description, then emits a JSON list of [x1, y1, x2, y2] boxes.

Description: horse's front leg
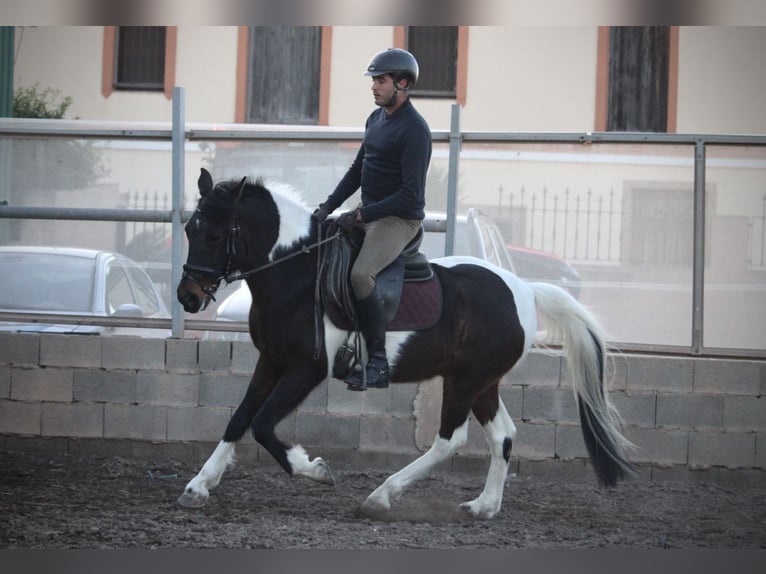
[[250, 363, 335, 485], [178, 440, 235, 508], [178, 358, 278, 508]]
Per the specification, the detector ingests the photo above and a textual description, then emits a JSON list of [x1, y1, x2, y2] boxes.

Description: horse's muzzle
[[177, 275, 212, 314], [177, 284, 202, 313]]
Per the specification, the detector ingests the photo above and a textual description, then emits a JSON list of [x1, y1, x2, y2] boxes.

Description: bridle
[[182, 208, 340, 303], [181, 210, 242, 303]]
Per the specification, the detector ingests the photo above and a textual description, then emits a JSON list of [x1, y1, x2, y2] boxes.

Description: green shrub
[[13, 83, 73, 119]]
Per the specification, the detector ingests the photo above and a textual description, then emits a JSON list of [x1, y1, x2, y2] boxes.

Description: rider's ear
[[234, 176, 247, 204], [198, 168, 214, 196]]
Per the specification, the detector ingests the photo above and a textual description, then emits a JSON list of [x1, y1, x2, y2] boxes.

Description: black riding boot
[[345, 289, 389, 391]]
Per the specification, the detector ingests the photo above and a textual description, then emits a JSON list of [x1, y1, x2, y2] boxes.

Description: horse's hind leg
[[459, 382, 517, 519], [361, 418, 470, 515], [361, 374, 472, 515]]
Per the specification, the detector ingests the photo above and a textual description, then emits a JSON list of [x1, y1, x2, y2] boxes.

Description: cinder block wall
[[1, 332, 764, 483]]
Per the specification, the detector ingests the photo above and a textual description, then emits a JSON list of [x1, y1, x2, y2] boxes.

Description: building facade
[[10, 26, 766, 133]]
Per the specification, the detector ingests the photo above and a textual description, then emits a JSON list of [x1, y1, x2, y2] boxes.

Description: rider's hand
[[312, 203, 330, 223], [336, 209, 362, 233]]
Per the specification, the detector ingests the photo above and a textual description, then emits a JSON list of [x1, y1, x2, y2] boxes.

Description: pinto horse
[[176, 168, 635, 519]]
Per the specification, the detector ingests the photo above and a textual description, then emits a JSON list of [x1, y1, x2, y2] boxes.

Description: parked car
[[0, 246, 170, 336], [420, 208, 515, 272], [506, 244, 582, 300]]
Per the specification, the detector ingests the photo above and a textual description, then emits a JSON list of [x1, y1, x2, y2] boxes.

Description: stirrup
[[345, 357, 389, 391]]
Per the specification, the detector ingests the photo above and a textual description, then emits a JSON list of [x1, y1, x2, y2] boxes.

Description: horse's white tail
[[531, 282, 636, 486]]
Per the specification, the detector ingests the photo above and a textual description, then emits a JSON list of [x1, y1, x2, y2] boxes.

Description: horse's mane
[[254, 179, 313, 258], [242, 178, 314, 259], [204, 176, 313, 260]]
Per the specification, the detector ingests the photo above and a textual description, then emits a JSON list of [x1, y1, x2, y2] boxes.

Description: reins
[[228, 227, 340, 361], [225, 229, 341, 283]]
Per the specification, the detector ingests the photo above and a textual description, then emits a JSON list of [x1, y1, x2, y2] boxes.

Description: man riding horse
[[312, 48, 432, 391]]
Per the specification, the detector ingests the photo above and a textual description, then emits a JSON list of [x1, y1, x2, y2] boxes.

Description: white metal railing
[[1, 87, 765, 358]]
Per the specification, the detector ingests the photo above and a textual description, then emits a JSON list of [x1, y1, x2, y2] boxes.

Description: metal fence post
[[445, 104, 461, 256], [691, 138, 706, 355], [171, 87, 185, 338]]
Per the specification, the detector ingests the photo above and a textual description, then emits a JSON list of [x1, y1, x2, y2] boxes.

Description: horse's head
[[177, 168, 279, 313]]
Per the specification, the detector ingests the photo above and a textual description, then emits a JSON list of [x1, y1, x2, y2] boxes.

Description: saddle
[[320, 222, 442, 332]]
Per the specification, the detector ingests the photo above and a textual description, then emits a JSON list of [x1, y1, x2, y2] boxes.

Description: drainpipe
[[0, 27, 13, 117]]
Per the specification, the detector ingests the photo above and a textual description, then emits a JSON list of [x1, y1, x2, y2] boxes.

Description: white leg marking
[[362, 420, 470, 513], [178, 441, 236, 508], [287, 445, 335, 485], [460, 400, 517, 519]]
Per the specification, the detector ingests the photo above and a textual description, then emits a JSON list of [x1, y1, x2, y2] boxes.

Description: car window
[[105, 260, 136, 315], [0, 253, 95, 313], [125, 263, 161, 316]]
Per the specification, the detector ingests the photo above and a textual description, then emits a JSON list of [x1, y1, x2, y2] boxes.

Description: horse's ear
[[198, 168, 214, 197], [234, 176, 247, 204]]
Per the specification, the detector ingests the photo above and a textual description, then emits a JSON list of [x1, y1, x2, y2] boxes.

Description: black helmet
[[363, 48, 419, 87]]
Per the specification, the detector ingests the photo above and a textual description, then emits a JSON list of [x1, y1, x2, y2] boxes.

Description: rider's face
[[371, 74, 397, 107]]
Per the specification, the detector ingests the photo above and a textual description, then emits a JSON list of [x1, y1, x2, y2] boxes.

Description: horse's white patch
[[263, 180, 313, 258], [460, 403, 516, 518], [184, 440, 236, 497], [285, 444, 333, 484], [432, 256, 538, 353], [323, 316, 413, 380]]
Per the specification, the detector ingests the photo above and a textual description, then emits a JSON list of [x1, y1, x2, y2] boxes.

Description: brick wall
[[1, 332, 764, 483]]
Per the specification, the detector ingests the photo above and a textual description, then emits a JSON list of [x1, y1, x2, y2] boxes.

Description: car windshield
[[0, 253, 96, 313]]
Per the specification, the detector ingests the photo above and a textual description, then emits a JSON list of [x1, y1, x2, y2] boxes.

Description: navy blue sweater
[[324, 99, 432, 222]]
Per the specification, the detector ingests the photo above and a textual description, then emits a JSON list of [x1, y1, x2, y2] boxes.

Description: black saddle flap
[[320, 222, 433, 325]]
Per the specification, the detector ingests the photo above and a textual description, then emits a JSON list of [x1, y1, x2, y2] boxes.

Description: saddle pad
[[326, 273, 442, 332]]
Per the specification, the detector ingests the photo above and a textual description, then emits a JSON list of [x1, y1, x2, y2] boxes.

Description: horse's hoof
[[177, 489, 208, 508], [358, 495, 390, 519], [459, 500, 497, 519], [314, 458, 336, 486]]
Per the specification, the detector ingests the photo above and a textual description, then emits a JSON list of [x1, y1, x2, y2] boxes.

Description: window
[[247, 26, 322, 124], [114, 27, 166, 91], [607, 27, 670, 132], [406, 26, 458, 98]]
